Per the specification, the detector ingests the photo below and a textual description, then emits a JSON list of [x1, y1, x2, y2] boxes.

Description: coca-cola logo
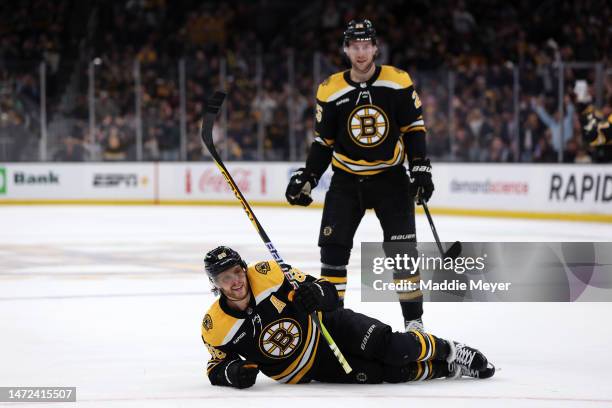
[[201, 168, 251, 193], [186, 167, 267, 195]]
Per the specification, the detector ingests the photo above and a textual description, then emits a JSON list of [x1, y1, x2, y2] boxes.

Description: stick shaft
[[421, 201, 445, 257]]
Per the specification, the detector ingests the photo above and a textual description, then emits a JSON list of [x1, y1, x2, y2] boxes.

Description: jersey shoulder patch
[[317, 71, 352, 103], [247, 260, 285, 304], [201, 300, 244, 347], [374, 65, 413, 90]]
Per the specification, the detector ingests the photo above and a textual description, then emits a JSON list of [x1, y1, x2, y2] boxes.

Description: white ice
[[1, 205, 612, 408]]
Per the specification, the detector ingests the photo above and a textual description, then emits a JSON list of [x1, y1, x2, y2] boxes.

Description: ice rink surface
[[1, 205, 612, 407]]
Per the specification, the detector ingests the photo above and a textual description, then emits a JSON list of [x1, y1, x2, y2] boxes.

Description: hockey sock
[[382, 330, 450, 366], [394, 269, 423, 321], [409, 361, 450, 381], [408, 330, 450, 362], [321, 263, 347, 307], [383, 361, 450, 383]]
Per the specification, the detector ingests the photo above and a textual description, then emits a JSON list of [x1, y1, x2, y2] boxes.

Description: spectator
[[533, 130, 558, 162], [54, 137, 86, 161], [102, 127, 128, 161], [519, 112, 544, 161], [531, 96, 575, 153]]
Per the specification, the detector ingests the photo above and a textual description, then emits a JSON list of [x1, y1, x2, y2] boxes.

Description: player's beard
[[224, 282, 250, 302], [352, 57, 375, 76]]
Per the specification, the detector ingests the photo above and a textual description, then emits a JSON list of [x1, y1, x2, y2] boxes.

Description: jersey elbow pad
[[404, 132, 427, 162], [305, 142, 333, 178]]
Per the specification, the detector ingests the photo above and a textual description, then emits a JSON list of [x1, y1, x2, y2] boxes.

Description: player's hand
[[285, 168, 319, 206], [290, 281, 326, 314], [226, 360, 259, 389], [409, 158, 434, 204]]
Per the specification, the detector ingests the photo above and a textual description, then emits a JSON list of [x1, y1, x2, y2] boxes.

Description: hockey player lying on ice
[[201, 246, 495, 388]]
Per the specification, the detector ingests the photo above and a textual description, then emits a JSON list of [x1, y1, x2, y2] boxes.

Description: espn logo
[[93, 173, 147, 187]]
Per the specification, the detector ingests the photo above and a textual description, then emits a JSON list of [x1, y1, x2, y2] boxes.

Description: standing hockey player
[[285, 19, 434, 330], [574, 80, 612, 163], [201, 246, 494, 388]]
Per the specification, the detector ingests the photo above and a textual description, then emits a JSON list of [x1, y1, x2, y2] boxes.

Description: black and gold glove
[[225, 360, 259, 389], [285, 168, 319, 206], [291, 281, 327, 314], [409, 158, 434, 203]]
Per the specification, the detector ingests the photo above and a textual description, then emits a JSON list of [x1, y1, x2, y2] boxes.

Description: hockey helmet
[[343, 19, 377, 46], [204, 246, 247, 280]]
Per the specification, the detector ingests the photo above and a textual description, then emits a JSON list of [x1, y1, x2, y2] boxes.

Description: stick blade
[[200, 91, 227, 152], [205, 91, 226, 114], [444, 241, 462, 259]]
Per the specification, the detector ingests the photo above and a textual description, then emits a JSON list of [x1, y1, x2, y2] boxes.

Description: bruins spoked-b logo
[[259, 318, 302, 359], [203, 314, 213, 331], [347, 104, 389, 147], [255, 261, 271, 275]]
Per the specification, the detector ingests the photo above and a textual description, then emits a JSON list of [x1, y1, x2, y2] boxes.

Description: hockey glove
[[409, 158, 434, 204], [573, 80, 592, 104], [291, 281, 327, 315], [285, 168, 319, 206], [225, 360, 259, 389]]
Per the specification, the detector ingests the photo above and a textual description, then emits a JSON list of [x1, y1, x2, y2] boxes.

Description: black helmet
[[204, 246, 247, 279], [343, 19, 377, 46]]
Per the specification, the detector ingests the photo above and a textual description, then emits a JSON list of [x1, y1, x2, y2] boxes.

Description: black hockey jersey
[[579, 103, 612, 162], [201, 261, 337, 385], [313, 65, 427, 175]]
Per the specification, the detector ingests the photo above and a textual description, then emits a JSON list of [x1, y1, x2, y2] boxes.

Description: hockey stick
[[420, 198, 462, 259], [200, 91, 352, 374]]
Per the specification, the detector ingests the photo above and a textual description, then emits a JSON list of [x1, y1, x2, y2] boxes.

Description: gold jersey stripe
[[206, 359, 223, 374], [201, 301, 244, 346], [321, 276, 347, 284], [247, 261, 285, 303], [376, 65, 414, 89], [332, 159, 387, 176], [334, 138, 403, 166], [400, 123, 427, 132], [316, 71, 352, 102], [288, 312, 323, 384], [404, 126, 426, 133], [314, 135, 335, 147], [331, 139, 404, 175]]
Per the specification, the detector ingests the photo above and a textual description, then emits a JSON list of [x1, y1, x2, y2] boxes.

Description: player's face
[[215, 264, 249, 301], [345, 40, 377, 72]]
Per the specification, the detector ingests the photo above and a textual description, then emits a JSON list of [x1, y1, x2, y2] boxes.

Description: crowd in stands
[[0, 0, 67, 160], [1, 0, 610, 163]]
